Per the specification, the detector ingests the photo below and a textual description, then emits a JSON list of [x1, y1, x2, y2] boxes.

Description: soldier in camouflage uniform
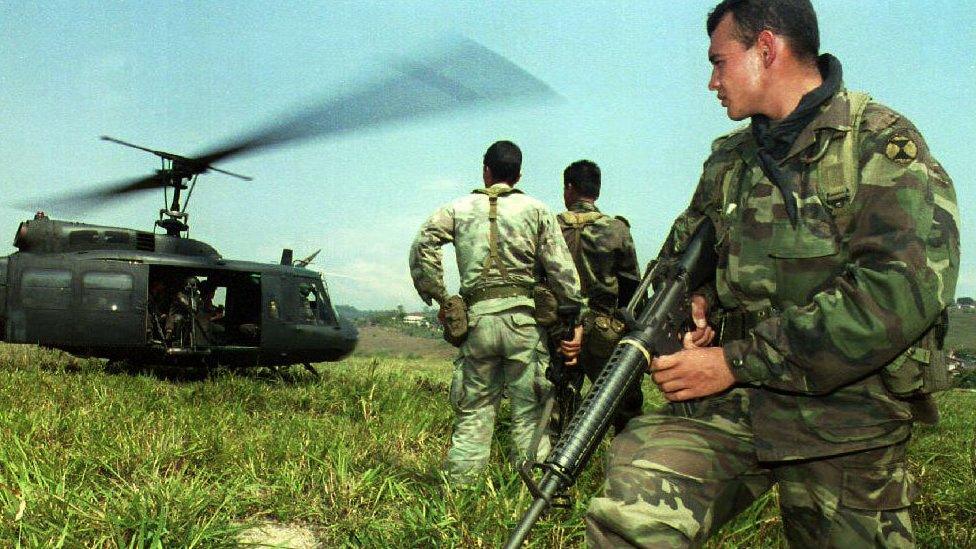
[[586, 1, 960, 547], [558, 160, 644, 433], [409, 141, 586, 484]]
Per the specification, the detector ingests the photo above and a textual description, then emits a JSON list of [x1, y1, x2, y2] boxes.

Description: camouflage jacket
[[659, 89, 960, 460], [557, 201, 640, 315], [409, 183, 585, 317]]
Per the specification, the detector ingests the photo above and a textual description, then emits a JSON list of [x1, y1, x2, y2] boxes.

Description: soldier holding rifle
[[586, 1, 959, 546]]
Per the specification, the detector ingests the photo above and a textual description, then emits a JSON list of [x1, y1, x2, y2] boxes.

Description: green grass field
[[947, 309, 976, 352], [0, 321, 973, 547]]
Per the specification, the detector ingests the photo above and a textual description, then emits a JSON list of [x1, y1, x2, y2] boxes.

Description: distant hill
[[335, 304, 367, 321], [353, 325, 455, 360]]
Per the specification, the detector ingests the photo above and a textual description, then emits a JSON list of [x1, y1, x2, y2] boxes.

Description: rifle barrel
[[501, 220, 717, 548], [503, 473, 561, 549]]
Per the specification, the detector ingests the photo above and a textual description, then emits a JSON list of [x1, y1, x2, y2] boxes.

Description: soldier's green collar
[[472, 183, 522, 196], [569, 200, 599, 213], [724, 89, 856, 166], [783, 88, 855, 162]]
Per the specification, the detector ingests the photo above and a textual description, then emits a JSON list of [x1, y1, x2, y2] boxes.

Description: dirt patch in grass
[[237, 521, 321, 548]]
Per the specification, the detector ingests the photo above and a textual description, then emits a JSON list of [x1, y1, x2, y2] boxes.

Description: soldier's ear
[[756, 30, 776, 68], [513, 173, 522, 185]]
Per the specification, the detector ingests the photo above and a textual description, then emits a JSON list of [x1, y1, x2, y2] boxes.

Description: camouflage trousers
[[445, 307, 551, 483], [586, 404, 915, 548]]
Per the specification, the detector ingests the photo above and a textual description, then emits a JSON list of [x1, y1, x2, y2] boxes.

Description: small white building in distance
[[403, 314, 426, 326]]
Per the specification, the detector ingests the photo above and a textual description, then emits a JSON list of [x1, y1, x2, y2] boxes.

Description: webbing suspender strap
[[559, 211, 605, 228], [470, 185, 524, 289], [482, 193, 511, 280], [558, 211, 604, 295]]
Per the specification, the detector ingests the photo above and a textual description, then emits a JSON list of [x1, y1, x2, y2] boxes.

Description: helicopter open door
[[146, 266, 262, 350]]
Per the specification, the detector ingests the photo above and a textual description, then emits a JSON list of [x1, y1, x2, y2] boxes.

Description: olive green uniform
[[558, 200, 643, 432], [586, 86, 959, 547], [410, 183, 585, 483]]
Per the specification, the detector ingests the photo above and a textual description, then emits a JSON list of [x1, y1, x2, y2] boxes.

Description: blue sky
[[1, 1, 973, 309]]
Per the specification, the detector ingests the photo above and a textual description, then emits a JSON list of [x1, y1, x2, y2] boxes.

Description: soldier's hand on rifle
[[683, 294, 715, 349], [650, 346, 734, 401], [559, 325, 584, 366]]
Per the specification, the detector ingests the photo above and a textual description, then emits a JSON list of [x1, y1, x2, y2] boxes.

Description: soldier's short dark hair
[[483, 140, 522, 183], [707, 0, 819, 63], [563, 160, 601, 200]]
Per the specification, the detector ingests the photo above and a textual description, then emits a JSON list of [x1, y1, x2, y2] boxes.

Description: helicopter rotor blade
[[16, 173, 168, 214], [102, 135, 251, 180], [189, 38, 556, 168], [31, 37, 556, 210], [100, 136, 174, 159], [205, 166, 253, 181]]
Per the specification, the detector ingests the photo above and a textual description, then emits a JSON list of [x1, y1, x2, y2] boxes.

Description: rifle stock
[[503, 220, 717, 548]]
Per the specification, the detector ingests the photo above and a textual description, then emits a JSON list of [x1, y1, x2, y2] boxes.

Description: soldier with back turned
[[557, 160, 643, 433], [409, 140, 586, 484]]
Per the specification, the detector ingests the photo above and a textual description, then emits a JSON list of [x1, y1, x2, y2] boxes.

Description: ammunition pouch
[[881, 312, 952, 400], [583, 311, 627, 359], [441, 295, 469, 348], [532, 286, 559, 327]]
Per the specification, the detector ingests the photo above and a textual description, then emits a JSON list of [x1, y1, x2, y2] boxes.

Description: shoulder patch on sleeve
[[884, 131, 919, 165], [614, 215, 631, 228]]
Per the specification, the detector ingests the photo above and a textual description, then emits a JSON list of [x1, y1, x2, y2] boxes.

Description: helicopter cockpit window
[[296, 280, 337, 326], [298, 283, 320, 323]]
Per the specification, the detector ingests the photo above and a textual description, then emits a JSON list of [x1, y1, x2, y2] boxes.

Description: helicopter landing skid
[[303, 362, 320, 380]]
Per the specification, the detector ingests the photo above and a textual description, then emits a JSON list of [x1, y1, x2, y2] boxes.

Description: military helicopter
[[2, 39, 554, 370]]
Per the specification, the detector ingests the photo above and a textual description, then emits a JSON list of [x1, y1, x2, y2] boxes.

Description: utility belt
[[441, 284, 562, 348], [461, 284, 534, 307]]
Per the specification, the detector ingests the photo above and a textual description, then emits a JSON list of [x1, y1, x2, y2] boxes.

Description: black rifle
[[522, 303, 582, 467], [504, 220, 717, 548], [545, 304, 584, 436]]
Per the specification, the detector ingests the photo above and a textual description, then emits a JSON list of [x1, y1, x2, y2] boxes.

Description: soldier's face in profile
[[707, 13, 765, 121]]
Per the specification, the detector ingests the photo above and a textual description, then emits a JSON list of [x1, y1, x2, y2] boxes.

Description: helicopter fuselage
[[2, 217, 358, 367]]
